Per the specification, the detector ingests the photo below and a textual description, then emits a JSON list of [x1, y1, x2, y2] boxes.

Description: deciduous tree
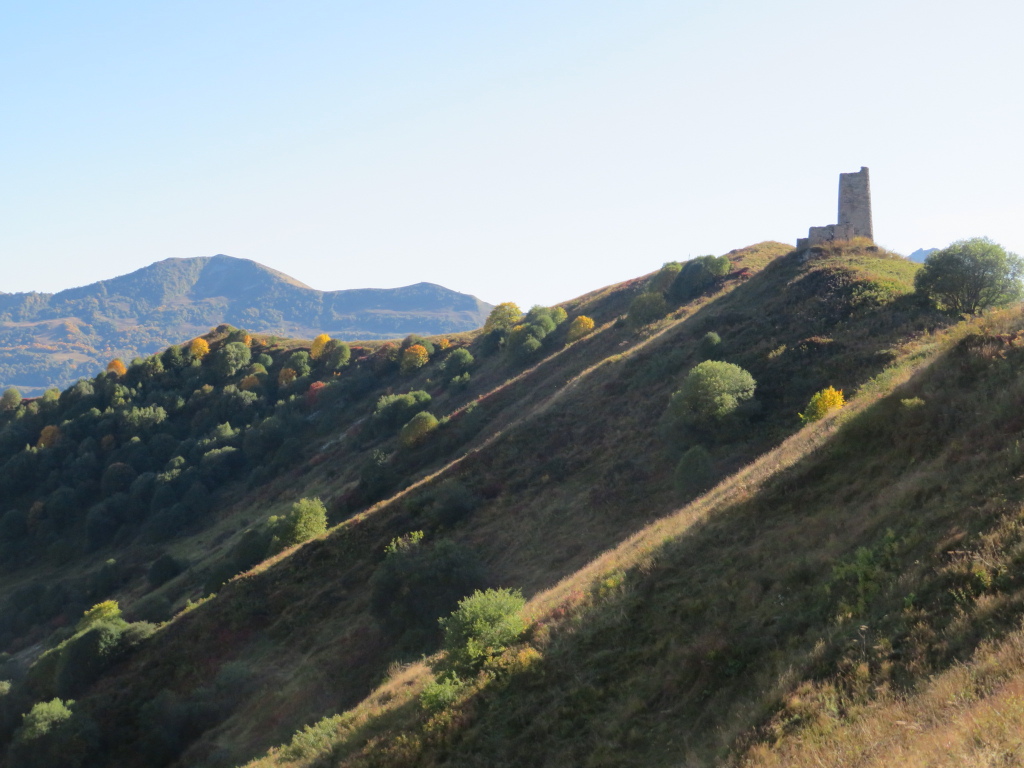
[[914, 237, 1024, 315]]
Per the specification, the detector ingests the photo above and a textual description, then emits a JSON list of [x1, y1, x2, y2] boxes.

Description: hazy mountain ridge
[[0, 255, 493, 393]]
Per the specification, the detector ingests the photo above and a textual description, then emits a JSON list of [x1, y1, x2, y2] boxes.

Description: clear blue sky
[[2, 0, 1021, 308]]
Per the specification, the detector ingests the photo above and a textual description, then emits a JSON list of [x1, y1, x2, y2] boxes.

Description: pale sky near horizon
[[2, 1, 1021, 309]]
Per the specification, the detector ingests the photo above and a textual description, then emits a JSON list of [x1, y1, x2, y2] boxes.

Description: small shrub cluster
[[505, 306, 568, 363]]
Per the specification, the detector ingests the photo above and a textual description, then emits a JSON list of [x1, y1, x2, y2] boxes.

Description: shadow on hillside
[[406, 325, 1024, 767]]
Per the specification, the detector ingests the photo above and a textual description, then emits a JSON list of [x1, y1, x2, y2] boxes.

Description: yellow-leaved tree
[[484, 302, 523, 333], [107, 358, 128, 376], [401, 344, 430, 375], [189, 337, 210, 360], [799, 386, 846, 424], [310, 333, 331, 360], [566, 315, 595, 343]]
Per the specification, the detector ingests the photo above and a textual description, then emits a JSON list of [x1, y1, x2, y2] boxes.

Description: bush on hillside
[[399, 411, 439, 448], [9, 698, 97, 768], [627, 292, 668, 328], [441, 348, 474, 378], [674, 446, 714, 497], [698, 331, 722, 359], [667, 361, 757, 425], [373, 391, 432, 433], [668, 255, 731, 302], [566, 315, 596, 343], [648, 262, 683, 294], [440, 587, 526, 674], [269, 497, 328, 552], [370, 533, 486, 643], [799, 386, 846, 424]]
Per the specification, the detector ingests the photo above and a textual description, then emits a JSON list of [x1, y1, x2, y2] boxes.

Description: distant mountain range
[[0, 255, 493, 393], [908, 247, 938, 263]]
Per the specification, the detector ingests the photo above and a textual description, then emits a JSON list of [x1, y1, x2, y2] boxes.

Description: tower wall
[[837, 166, 873, 240]]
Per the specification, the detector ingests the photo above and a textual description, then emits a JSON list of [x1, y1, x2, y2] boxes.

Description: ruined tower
[[797, 167, 873, 249]]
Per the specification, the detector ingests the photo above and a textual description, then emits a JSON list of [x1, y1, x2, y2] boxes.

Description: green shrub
[[55, 619, 129, 697], [399, 411, 439, 448], [373, 391, 432, 432], [648, 261, 683, 294], [627, 292, 668, 328], [441, 348, 474, 377], [674, 446, 714, 497], [440, 588, 526, 674], [667, 361, 756, 425], [269, 498, 328, 552], [668, 255, 731, 302], [698, 331, 722, 359], [371, 534, 486, 643], [9, 698, 96, 768], [420, 673, 466, 712]]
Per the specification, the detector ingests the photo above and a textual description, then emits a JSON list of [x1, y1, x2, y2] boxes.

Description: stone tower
[[797, 167, 873, 249], [838, 167, 873, 240]]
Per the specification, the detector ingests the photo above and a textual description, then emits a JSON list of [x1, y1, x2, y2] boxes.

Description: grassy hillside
[[3, 238, 996, 768], [0, 254, 492, 394]]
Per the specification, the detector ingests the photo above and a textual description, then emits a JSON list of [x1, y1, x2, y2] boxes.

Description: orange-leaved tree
[[107, 358, 128, 376]]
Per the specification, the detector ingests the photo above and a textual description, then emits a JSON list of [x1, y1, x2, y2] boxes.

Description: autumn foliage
[[401, 344, 430, 375], [106, 359, 127, 376], [566, 315, 595, 343], [799, 386, 846, 424], [189, 338, 210, 359], [310, 333, 331, 360]]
